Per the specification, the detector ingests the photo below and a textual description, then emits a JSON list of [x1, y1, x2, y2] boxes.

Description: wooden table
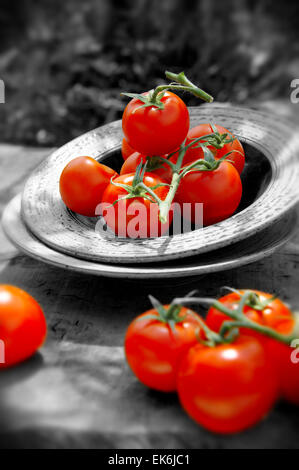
[[0, 119, 299, 448]]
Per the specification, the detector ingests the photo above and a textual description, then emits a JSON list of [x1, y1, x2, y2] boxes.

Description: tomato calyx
[[158, 135, 236, 223], [141, 291, 200, 334], [147, 295, 184, 329], [143, 291, 238, 346], [222, 286, 277, 311], [121, 91, 166, 111], [122, 70, 214, 111], [107, 162, 168, 208], [189, 125, 235, 150], [173, 288, 299, 346]]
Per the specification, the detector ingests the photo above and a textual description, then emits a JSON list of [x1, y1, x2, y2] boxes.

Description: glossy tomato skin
[[206, 290, 293, 340], [264, 318, 299, 405], [120, 152, 173, 183], [59, 156, 118, 217], [101, 173, 172, 238], [125, 306, 203, 392], [121, 138, 135, 161], [184, 124, 245, 174], [122, 91, 189, 156], [176, 161, 242, 226], [177, 336, 278, 434], [0, 285, 47, 368], [206, 290, 298, 405]]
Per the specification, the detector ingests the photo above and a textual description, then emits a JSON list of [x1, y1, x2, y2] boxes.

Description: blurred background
[[0, 0, 298, 147]]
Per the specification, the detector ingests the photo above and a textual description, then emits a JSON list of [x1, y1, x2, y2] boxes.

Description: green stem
[[159, 172, 181, 224], [173, 296, 299, 346], [137, 182, 163, 205], [149, 71, 213, 104], [157, 134, 224, 223], [165, 71, 214, 103]]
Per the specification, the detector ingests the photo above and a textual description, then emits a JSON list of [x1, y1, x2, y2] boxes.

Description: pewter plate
[[3, 194, 297, 279], [21, 104, 299, 264]]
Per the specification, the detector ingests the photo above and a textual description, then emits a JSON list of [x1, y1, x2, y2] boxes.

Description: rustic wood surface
[[0, 102, 299, 449]]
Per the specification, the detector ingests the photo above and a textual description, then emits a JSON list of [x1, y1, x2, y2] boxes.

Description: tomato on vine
[[184, 124, 245, 174], [183, 288, 299, 406], [175, 161, 242, 226], [125, 296, 204, 392], [122, 91, 190, 156], [206, 290, 293, 340], [120, 152, 173, 183], [177, 336, 278, 434], [101, 170, 172, 238], [122, 71, 213, 157]]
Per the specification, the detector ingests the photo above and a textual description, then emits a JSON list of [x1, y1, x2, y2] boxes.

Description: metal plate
[[21, 105, 299, 264], [3, 194, 297, 279]]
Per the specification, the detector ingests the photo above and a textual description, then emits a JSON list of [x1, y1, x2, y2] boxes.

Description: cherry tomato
[[122, 91, 190, 156], [59, 156, 118, 217], [177, 336, 278, 434], [0, 285, 47, 368], [206, 290, 298, 405], [125, 306, 203, 392], [120, 152, 173, 183], [121, 138, 135, 161], [183, 124, 245, 174], [267, 320, 299, 405], [176, 161, 242, 226], [101, 173, 172, 238], [206, 290, 293, 340]]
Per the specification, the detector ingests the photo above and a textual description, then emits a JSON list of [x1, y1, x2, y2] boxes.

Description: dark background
[[0, 0, 298, 146]]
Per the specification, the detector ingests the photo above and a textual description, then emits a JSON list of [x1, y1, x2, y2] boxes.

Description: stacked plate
[[2, 105, 299, 278]]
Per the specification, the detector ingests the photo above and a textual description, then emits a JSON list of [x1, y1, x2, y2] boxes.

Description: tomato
[[177, 336, 278, 434], [206, 290, 293, 340], [120, 152, 173, 183], [0, 285, 47, 368], [206, 290, 299, 405], [122, 91, 189, 156], [101, 173, 172, 238], [59, 156, 118, 217], [125, 305, 203, 392], [121, 138, 135, 161], [176, 161, 242, 226], [183, 124, 245, 174]]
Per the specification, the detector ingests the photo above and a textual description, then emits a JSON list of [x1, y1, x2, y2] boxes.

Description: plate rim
[[21, 104, 299, 264], [3, 194, 297, 279]]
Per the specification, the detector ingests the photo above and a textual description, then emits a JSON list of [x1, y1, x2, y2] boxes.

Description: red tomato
[[177, 336, 278, 434], [206, 290, 298, 405], [125, 306, 203, 392], [59, 156, 118, 217], [176, 161, 242, 226], [0, 285, 47, 368], [101, 173, 172, 238], [183, 124, 245, 174], [121, 138, 135, 161], [206, 290, 293, 339], [122, 91, 189, 156], [120, 152, 173, 183], [267, 321, 299, 405]]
